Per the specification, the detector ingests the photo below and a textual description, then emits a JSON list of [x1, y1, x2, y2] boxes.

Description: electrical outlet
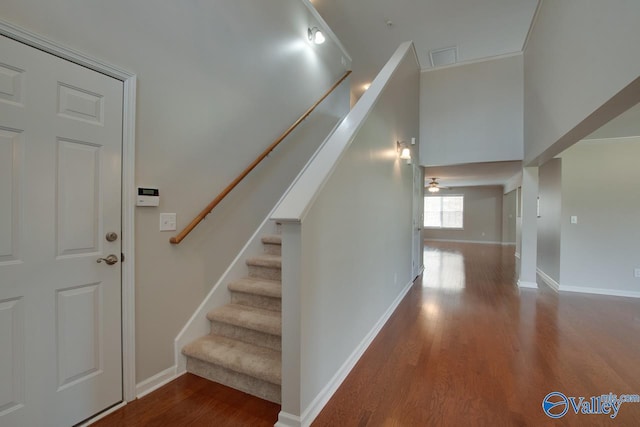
[[634, 268, 640, 278], [159, 213, 176, 231], [570, 216, 578, 224]]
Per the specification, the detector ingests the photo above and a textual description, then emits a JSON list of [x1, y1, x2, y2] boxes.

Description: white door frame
[[0, 19, 137, 403]]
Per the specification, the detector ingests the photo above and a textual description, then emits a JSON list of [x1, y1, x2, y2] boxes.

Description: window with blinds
[[424, 195, 464, 228]]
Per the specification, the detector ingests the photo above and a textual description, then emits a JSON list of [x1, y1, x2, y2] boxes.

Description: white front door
[[412, 163, 423, 279], [0, 35, 123, 426]]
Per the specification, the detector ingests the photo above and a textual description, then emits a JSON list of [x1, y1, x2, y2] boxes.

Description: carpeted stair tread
[[183, 335, 281, 385], [261, 235, 282, 245], [246, 254, 281, 269], [228, 277, 281, 299], [207, 304, 281, 336]]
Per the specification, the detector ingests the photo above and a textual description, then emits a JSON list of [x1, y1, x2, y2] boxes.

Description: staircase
[[182, 234, 282, 403]]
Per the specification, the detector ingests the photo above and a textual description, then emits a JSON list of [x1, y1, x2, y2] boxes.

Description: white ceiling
[[312, 0, 539, 97], [424, 160, 522, 188]]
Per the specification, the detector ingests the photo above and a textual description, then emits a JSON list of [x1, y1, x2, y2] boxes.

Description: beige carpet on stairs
[[182, 233, 283, 404]]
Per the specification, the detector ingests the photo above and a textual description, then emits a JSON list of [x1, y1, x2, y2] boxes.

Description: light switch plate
[[570, 216, 578, 224], [160, 213, 177, 231]]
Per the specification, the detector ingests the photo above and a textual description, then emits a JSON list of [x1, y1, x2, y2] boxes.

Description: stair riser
[[210, 321, 281, 351], [187, 357, 281, 404], [263, 243, 281, 256], [248, 265, 281, 281], [231, 291, 281, 311]]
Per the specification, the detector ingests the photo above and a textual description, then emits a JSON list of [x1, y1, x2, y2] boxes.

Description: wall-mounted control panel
[[137, 187, 159, 206]]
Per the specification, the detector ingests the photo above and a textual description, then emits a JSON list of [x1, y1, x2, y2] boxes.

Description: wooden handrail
[[170, 70, 352, 244]]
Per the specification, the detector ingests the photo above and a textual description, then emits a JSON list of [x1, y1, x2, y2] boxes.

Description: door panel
[[0, 129, 21, 262], [0, 34, 123, 426], [0, 297, 25, 416], [56, 138, 101, 257], [56, 283, 102, 390]]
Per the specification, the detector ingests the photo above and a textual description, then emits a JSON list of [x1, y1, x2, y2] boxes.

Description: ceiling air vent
[[429, 46, 458, 68]]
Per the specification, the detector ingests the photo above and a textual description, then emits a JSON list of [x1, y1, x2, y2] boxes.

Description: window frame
[[424, 194, 464, 229]]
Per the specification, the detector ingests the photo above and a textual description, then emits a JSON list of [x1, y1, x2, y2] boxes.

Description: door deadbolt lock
[[96, 254, 119, 265], [105, 232, 118, 242]]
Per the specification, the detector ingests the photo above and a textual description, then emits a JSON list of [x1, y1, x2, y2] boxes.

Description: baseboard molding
[[559, 286, 640, 299], [293, 280, 415, 427], [275, 411, 302, 427], [517, 280, 538, 289], [135, 366, 180, 399], [501, 242, 516, 246], [424, 238, 504, 245], [536, 268, 559, 292]]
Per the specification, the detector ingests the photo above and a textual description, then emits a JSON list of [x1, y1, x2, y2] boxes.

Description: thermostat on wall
[[137, 187, 159, 206]]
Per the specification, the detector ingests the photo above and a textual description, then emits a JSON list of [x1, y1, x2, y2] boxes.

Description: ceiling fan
[[426, 177, 449, 193]]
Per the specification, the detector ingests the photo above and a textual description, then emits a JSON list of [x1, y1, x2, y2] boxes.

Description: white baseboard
[[536, 268, 559, 292], [517, 280, 538, 289], [501, 242, 516, 246], [424, 238, 503, 245], [559, 286, 640, 299], [532, 269, 640, 298], [275, 411, 302, 427], [135, 366, 180, 399], [292, 279, 414, 427]]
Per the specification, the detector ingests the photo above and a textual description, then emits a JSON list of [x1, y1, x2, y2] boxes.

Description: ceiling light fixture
[[308, 27, 325, 45], [427, 177, 448, 192]]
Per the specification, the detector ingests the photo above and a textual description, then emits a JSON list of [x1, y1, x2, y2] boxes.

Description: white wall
[[523, 0, 640, 165], [0, 0, 350, 382], [537, 158, 561, 284], [559, 138, 640, 295], [423, 186, 504, 243], [420, 55, 523, 166]]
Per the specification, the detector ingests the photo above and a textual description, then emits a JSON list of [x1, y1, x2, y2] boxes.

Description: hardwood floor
[[91, 374, 280, 426], [313, 242, 640, 426], [94, 241, 640, 426]]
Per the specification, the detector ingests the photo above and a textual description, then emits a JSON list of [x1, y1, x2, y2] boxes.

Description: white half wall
[[420, 55, 523, 166], [274, 42, 420, 426]]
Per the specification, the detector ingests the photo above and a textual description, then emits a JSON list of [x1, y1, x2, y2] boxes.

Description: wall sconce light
[[308, 27, 326, 45], [397, 141, 412, 163]]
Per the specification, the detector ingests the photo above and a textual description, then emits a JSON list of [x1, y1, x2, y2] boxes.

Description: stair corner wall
[[272, 41, 421, 427]]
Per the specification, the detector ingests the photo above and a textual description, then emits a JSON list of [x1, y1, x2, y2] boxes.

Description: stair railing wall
[[273, 42, 421, 427], [170, 71, 352, 245], [174, 85, 351, 375]]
